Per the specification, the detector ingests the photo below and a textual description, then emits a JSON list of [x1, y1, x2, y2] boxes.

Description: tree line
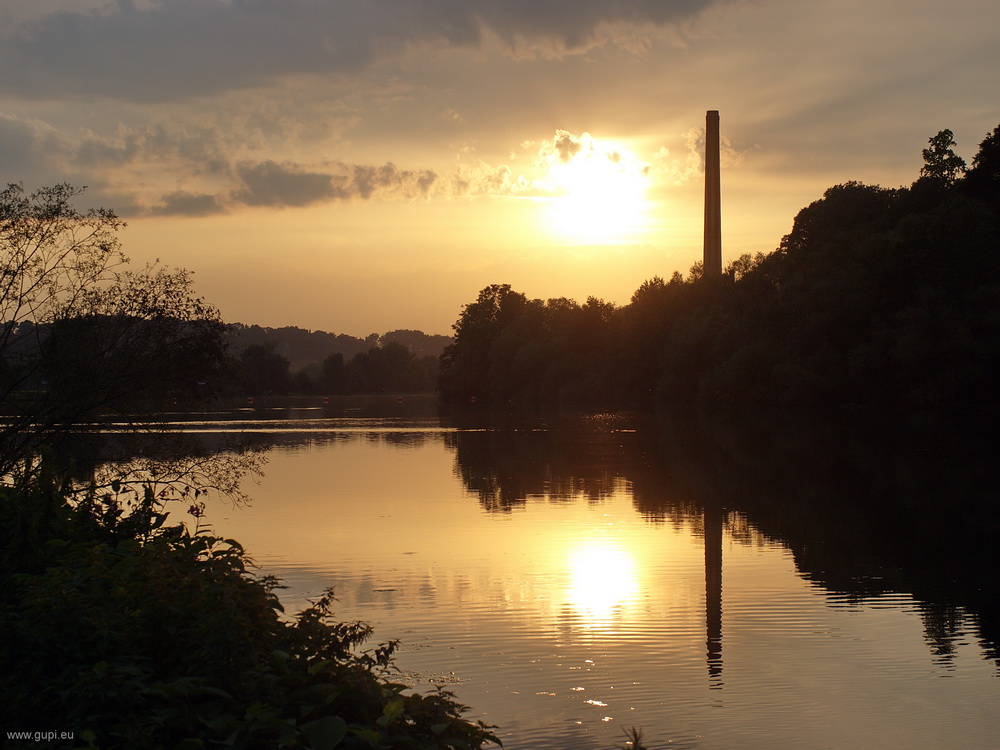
[[233, 337, 441, 396], [439, 124, 1000, 412], [226, 323, 451, 372], [2, 311, 448, 410]]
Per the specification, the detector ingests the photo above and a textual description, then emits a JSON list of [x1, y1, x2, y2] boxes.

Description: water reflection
[[565, 540, 640, 628], [704, 503, 724, 689], [441, 405, 1000, 675], [59, 398, 1000, 748], [71, 399, 1000, 682]]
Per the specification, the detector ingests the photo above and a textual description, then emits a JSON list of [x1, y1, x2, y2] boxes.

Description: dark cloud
[[0, 103, 442, 213], [233, 160, 346, 208], [351, 163, 438, 199], [149, 190, 223, 216], [551, 130, 584, 162], [231, 159, 438, 209], [0, 0, 722, 103]]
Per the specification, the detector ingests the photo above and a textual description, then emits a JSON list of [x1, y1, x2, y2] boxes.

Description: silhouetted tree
[[381, 329, 452, 358], [347, 341, 420, 393], [238, 342, 290, 394], [919, 129, 966, 186], [965, 124, 1000, 198], [0, 184, 225, 473], [318, 351, 347, 394], [439, 284, 528, 399], [225, 323, 371, 372], [291, 369, 315, 394]]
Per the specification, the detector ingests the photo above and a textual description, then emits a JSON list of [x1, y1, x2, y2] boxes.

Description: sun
[[541, 134, 652, 244]]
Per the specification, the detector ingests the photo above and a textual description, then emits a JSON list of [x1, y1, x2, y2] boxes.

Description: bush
[[0, 472, 500, 749]]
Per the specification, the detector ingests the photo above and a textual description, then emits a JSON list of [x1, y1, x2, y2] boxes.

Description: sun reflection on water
[[565, 541, 640, 628]]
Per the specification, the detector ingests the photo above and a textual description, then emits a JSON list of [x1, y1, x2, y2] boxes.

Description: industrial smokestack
[[703, 110, 722, 276]]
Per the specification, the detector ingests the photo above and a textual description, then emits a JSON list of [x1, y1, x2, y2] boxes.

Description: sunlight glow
[[566, 541, 640, 626], [541, 134, 652, 244]]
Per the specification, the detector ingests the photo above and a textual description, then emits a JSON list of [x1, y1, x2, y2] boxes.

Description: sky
[[2, 0, 998, 337]]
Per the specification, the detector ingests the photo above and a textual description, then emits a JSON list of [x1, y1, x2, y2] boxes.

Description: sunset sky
[[2, 0, 998, 336]]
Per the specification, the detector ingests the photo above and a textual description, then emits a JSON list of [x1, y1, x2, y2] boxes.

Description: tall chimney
[[703, 110, 722, 276]]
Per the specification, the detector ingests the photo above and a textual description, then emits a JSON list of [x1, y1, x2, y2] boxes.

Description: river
[[97, 396, 1000, 749]]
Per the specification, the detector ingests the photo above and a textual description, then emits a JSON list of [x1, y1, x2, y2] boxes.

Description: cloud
[[73, 122, 230, 175], [149, 190, 222, 217], [350, 163, 438, 200], [473, 0, 717, 51], [449, 129, 657, 200], [649, 125, 751, 186], [0, 104, 443, 215], [0, 0, 725, 103], [233, 160, 345, 208], [449, 163, 532, 197], [230, 159, 438, 210], [0, 113, 69, 173], [543, 130, 586, 164], [0, 115, 49, 173]]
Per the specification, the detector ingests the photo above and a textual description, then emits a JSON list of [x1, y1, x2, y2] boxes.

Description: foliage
[[620, 727, 648, 750], [223, 325, 451, 396], [919, 129, 966, 186], [225, 323, 378, 372], [0, 183, 226, 474], [438, 122, 1000, 412], [238, 341, 293, 395], [964, 124, 1000, 198], [226, 337, 441, 397], [438, 285, 617, 405], [1, 182, 498, 749], [0, 183, 125, 327], [0, 469, 501, 750]]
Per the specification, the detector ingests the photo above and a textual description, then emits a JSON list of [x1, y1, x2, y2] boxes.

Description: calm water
[[117, 398, 1000, 749]]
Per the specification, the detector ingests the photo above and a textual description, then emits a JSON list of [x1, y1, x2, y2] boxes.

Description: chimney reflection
[[705, 504, 724, 688]]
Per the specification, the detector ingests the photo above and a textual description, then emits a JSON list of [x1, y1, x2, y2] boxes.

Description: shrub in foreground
[[0, 472, 500, 749]]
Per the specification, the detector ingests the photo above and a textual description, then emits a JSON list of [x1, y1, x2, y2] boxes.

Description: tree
[[381, 328, 452, 358], [965, 124, 1000, 198], [0, 184, 226, 475], [919, 129, 966, 186], [319, 351, 347, 394], [238, 342, 291, 395], [346, 341, 423, 393], [725, 252, 766, 281], [439, 284, 528, 399], [778, 181, 901, 256]]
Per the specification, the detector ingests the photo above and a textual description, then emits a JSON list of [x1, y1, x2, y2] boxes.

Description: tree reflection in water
[[60, 400, 1000, 681], [442, 405, 1000, 676]]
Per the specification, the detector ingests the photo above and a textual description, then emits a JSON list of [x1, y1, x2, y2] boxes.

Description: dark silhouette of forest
[[226, 324, 451, 373], [227, 326, 450, 396], [1, 318, 450, 405], [439, 125, 1000, 411]]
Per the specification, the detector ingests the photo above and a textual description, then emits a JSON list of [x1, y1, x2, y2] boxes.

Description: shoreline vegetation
[[2, 122, 999, 747], [0, 184, 499, 749], [0, 467, 502, 749]]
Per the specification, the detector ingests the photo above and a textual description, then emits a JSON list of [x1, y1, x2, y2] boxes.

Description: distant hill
[[226, 323, 451, 372]]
